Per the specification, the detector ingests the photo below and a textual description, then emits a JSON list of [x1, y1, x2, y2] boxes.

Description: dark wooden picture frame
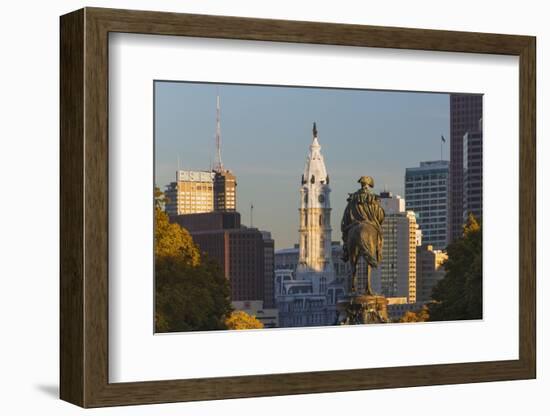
[[60, 7, 536, 408]]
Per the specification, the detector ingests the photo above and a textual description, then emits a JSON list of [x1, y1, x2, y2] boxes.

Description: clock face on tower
[[318, 194, 325, 203]]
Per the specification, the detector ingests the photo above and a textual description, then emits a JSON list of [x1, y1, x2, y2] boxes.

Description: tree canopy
[[154, 205, 201, 266], [428, 213, 482, 321], [225, 310, 264, 330], [154, 192, 232, 333], [399, 305, 430, 323], [155, 254, 232, 332]]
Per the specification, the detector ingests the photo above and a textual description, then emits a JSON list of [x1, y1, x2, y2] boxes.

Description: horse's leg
[[350, 260, 356, 293], [365, 265, 373, 296], [350, 253, 357, 294]]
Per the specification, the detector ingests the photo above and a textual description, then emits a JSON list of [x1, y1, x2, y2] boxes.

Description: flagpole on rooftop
[[250, 203, 254, 228]]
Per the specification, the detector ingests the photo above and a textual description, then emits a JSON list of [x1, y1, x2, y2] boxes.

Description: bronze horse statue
[[346, 221, 382, 295], [341, 176, 385, 296]]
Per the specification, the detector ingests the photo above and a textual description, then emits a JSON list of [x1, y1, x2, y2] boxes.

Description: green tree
[[429, 213, 482, 321], [155, 256, 232, 332], [225, 310, 264, 330], [154, 199, 232, 332]]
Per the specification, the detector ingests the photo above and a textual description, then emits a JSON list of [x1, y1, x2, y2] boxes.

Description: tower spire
[[214, 90, 224, 172], [297, 123, 334, 278]]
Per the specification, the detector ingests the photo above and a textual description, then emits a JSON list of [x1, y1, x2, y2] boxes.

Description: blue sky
[[155, 81, 450, 249]]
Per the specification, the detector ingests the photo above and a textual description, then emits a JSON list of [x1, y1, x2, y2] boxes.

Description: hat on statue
[[358, 176, 374, 188]]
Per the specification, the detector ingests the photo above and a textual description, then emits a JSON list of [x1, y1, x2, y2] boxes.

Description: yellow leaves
[[225, 310, 264, 330], [462, 212, 480, 237], [399, 305, 430, 323], [155, 207, 200, 267], [154, 188, 232, 332], [399, 311, 418, 323]]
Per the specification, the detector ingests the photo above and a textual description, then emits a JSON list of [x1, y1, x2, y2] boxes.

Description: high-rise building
[[172, 211, 271, 304], [416, 244, 447, 302], [373, 192, 419, 303], [261, 231, 276, 308], [463, 122, 483, 222], [165, 92, 237, 216], [449, 94, 482, 242], [213, 170, 237, 212], [405, 161, 449, 250], [164, 170, 214, 216], [275, 123, 346, 328]]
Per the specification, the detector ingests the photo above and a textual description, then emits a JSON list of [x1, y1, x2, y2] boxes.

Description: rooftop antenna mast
[[250, 203, 254, 228], [214, 89, 224, 172]]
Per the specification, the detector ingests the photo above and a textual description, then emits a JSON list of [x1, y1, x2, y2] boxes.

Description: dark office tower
[[463, 126, 483, 222], [172, 211, 266, 303], [261, 231, 276, 309], [213, 170, 237, 212], [449, 94, 482, 242]]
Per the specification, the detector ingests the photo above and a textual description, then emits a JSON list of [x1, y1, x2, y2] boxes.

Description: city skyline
[[155, 81, 451, 249]]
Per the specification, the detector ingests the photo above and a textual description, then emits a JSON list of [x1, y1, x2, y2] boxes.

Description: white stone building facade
[[275, 124, 346, 327], [372, 192, 420, 302]]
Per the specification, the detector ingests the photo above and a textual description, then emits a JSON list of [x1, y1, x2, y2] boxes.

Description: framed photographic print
[[60, 7, 536, 408]]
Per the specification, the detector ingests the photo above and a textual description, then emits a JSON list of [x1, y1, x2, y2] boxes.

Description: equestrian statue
[[339, 176, 388, 324], [341, 176, 385, 295]]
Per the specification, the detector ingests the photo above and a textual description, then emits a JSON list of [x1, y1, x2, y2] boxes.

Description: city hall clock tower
[[297, 123, 335, 289]]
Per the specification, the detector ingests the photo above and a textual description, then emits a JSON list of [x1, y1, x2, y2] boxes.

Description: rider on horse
[[341, 176, 384, 265]]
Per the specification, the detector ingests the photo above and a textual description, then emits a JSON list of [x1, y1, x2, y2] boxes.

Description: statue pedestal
[[337, 294, 389, 325]]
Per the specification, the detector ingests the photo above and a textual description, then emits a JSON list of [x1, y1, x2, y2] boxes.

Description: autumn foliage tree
[[154, 188, 232, 332], [154, 204, 200, 266], [399, 305, 430, 323], [225, 311, 264, 330], [428, 213, 482, 321]]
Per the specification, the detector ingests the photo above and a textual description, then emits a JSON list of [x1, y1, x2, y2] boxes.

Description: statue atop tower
[[297, 123, 334, 282], [274, 123, 347, 327]]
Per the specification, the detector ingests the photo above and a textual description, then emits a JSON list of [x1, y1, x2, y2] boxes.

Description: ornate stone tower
[[296, 123, 334, 290]]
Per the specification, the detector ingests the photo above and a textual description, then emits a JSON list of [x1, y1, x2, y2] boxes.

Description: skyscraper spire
[[313, 121, 318, 138], [214, 91, 224, 172]]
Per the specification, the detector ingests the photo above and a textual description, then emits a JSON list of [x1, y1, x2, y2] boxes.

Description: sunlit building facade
[[165, 170, 214, 216], [373, 192, 419, 303], [416, 244, 447, 302]]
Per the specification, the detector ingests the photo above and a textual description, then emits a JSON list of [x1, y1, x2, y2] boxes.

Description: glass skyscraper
[[405, 161, 450, 250]]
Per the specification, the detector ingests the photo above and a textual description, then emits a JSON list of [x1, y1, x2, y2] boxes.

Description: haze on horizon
[[155, 81, 450, 250]]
